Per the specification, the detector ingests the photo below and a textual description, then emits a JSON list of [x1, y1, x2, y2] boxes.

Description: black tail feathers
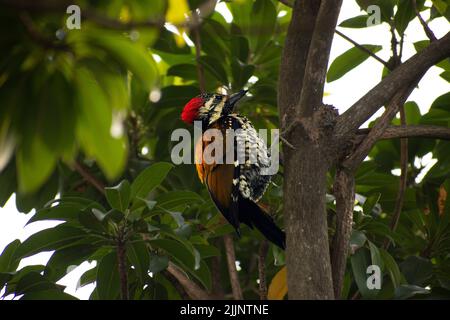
[[239, 198, 286, 250]]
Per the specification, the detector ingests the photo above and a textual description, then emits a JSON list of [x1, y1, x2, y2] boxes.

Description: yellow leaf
[[268, 266, 288, 300], [119, 6, 131, 23], [166, 0, 190, 24], [174, 29, 186, 47]]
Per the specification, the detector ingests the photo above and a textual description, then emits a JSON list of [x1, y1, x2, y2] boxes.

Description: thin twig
[[278, 0, 294, 7], [335, 30, 391, 70], [117, 235, 129, 300], [72, 161, 105, 194], [19, 12, 70, 51], [390, 22, 400, 68], [258, 240, 269, 300], [223, 234, 243, 300], [342, 85, 414, 172], [413, 0, 437, 42], [280, 135, 296, 150], [192, 11, 206, 93], [384, 106, 408, 250]]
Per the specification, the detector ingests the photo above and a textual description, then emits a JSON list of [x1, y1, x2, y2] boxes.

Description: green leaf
[[395, 0, 424, 35], [150, 191, 204, 214], [368, 241, 384, 271], [394, 284, 430, 299], [15, 225, 87, 259], [350, 230, 367, 249], [45, 245, 97, 281], [96, 251, 120, 300], [231, 60, 255, 89], [84, 30, 158, 89], [339, 15, 372, 28], [15, 271, 59, 295], [28, 204, 86, 224], [0, 239, 21, 272], [127, 241, 150, 283], [130, 162, 173, 201], [167, 64, 198, 80], [74, 67, 127, 180], [198, 55, 229, 85], [251, 0, 276, 52], [149, 254, 169, 274], [230, 35, 250, 63], [0, 159, 16, 207], [21, 289, 77, 300], [380, 248, 403, 288], [351, 247, 378, 299], [16, 133, 57, 194], [105, 180, 131, 212], [198, 18, 230, 61], [195, 244, 220, 259], [154, 85, 200, 108], [327, 45, 382, 82], [150, 238, 209, 288], [363, 193, 381, 215], [400, 256, 433, 286], [230, 0, 276, 53], [79, 267, 97, 288]]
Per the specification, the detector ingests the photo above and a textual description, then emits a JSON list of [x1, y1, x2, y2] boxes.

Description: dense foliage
[[0, 0, 450, 300]]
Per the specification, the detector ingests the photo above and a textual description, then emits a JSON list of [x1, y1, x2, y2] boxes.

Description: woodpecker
[[181, 90, 285, 249]]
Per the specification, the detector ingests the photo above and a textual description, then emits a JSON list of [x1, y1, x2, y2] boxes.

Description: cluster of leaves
[[0, 0, 450, 300]]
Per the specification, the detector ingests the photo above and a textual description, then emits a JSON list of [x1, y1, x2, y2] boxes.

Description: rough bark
[[331, 169, 355, 299], [284, 142, 334, 299], [279, 0, 342, 300], [278, 0, 321, 129]]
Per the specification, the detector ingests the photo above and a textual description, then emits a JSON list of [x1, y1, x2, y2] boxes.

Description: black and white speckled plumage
[[217, 114, 272, 202]]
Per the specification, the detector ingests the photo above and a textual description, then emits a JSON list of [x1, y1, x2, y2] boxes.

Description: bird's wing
[[195, 118, 242, 232]]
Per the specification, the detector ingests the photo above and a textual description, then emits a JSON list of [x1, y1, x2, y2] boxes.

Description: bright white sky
[[0, 1, 449, 300]]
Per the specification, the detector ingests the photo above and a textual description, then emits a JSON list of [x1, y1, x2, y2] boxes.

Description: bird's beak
[[227, 90, 248, 107]]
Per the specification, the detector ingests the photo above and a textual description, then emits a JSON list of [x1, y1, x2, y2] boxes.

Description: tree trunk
[[284, 140, 334, 299]]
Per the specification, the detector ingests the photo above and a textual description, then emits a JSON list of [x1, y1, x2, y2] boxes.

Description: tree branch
[[223, 234, 243, 300], [335, 30, 391, 70], [72, 161, 105, 194], [342, 85, 415, 171], [356, 125, 450, 141], [258, 240, 269, 300], [298, 0, 343, 117], [384, 107, 408, 250], [117, 234, 128, 300], [278, 0, 390, 71], [413, 0, 437, 42], [166, 262, 212, 300], [278, 0, 321, 129], [335, 32, 450, 139], [278, 0, 294, 7], [19, 12, 70, 51], [331, 168, 355, 299]]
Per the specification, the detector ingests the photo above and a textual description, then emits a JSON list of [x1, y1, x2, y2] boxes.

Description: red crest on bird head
[[181, 96, 204, 124]]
